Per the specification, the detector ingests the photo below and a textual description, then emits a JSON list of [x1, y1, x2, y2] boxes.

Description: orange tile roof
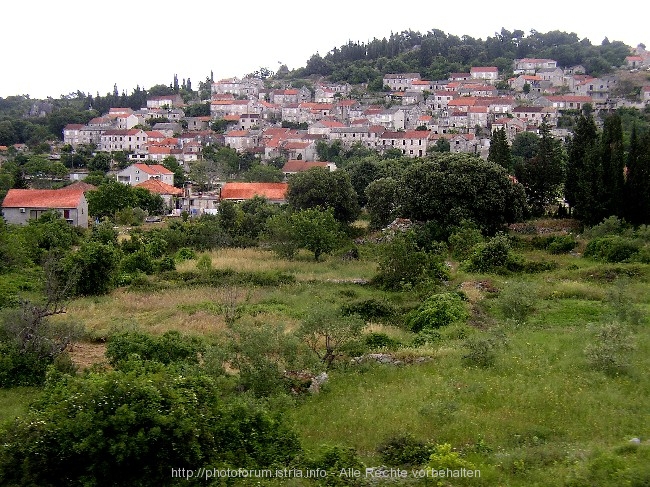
[[64, 181, 97, 192], [225, 130, 249, 137], [220, 182, 288, 201], [2, 188, 85, 209], [136, 179, 183, 195], [133, 163, 173, 175], [282, 160, 329, 172], [448, 98, 477, 106]]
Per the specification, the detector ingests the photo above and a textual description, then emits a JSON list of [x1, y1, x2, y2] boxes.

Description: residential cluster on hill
[[61, 51, 650, 166]]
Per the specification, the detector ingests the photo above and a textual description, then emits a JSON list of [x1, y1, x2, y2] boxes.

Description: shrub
[[307, 445, 364, 485], [0, 366, 302, 485], [584, 236, 641, 263], [584, 322, 635, 376], [464, 232, 511, 273], [119, 250, 155, 275], [428, 443, 477, 470], [106, 330, 206, 367], [407, 292, 469, 332], [462, 329, 508, 368], [448, 220, 484, 261], [155, 256, 176, 273], [583, 216, 631, 239], [532, 234, 578, 254], [364, 332, 401, 350], [498, 281, 538, 323], [341, 298, 396, 323], [174, 247, 196, 261], [196, 254, 213, 272], [372, 231, 449, 290], [378, 433, 432, 467]]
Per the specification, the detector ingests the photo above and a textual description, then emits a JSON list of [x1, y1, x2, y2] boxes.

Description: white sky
[[1, 0, 646, 99]]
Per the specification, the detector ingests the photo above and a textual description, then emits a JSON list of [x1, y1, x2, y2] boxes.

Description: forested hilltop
[[285, 28, 633, 86]]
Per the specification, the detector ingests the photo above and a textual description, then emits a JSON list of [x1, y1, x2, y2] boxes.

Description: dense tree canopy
[[395, 153, 527, 234], [286, 167, 360, 224]]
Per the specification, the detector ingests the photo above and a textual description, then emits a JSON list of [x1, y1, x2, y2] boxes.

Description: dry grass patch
[[177, 247, 377, 282], [68, 342, 108, 370], [60, 287, 267, 337]]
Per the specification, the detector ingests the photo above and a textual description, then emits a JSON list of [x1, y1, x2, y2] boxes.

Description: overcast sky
[[1, 0, 646, 99]]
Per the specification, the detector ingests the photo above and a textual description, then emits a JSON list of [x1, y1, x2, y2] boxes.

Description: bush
[[407, 292, 469, 332], [0, 366, 302, 485], [196, 254, 213, 272], [498, 281, 538, 323], [448, 220, 484, 261], [341, 298, 396, 323], [584, 236, 641, 263], [532, 234, 578, 254], [583, 216, 632, 239], [464, 233, 512, 273], [364, 332, 401, 350], [307, 445, 364, 486], [378, 433, 432, 467], [174, 247, 196, 261], [106, 330, 206, 367], [119, 249, 155, 275], [462, 329, 508, 368], [372, 231, 449, 290], [428, 443, 477, 470], [584, 322, 635, 376]]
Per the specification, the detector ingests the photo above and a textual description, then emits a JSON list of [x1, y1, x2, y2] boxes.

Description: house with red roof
[[146, 94, 183, 109], [136, 179, 183, 208], [99, 129, 148, 152], [219, 182, 288, 204], [382, 73, 421, 91], [2, 187, 89, 228], [513, 58, 558, 74], [470, 67, 499, 83], [281, 160, 336, 178], [626, 56, 644, 69], [116, 163, 174, 187], [379, 130, 431, 158]]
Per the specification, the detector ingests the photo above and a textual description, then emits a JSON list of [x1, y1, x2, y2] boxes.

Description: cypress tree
[[599, 113, 625, 219], [488, 127, 512, 172], [624, 127, 650, 224], [565, 115, 598, 217]]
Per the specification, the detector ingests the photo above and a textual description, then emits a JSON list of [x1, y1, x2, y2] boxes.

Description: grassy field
[[12, 233, 650, 485]]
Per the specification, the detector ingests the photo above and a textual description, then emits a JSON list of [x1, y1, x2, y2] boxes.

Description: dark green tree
[[487, 127, 512, 173], [624, 128, 650, 224], [599, 113, 625, 218], [286, 168, 360, 224], [290, 207, 342, 261], [565, 114, 599, 217], [514, 120, 566, 216], [399, 154, 527, 235], [365, 177, 400, 230]]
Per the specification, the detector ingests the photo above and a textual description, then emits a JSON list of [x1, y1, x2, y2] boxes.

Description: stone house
[[382, 73, 421, 91], [116, 163, 174, 187], [1, 187, 89, 228]]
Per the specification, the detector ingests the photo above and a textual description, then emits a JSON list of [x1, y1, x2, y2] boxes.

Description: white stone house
[[1, 188, 89, 228], [116, 163, 174, 187]]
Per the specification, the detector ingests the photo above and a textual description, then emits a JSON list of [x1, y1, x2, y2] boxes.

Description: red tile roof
[[220, 182, 288, 201], [2, 188, 85, 209], [133, 163, 173, 175], [136, 179, 183, 195], [282, 160, 329, 173]]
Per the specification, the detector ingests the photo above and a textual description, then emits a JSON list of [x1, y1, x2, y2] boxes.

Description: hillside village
[[58, 49, 650, 179], [0, 43, 647, 222]]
